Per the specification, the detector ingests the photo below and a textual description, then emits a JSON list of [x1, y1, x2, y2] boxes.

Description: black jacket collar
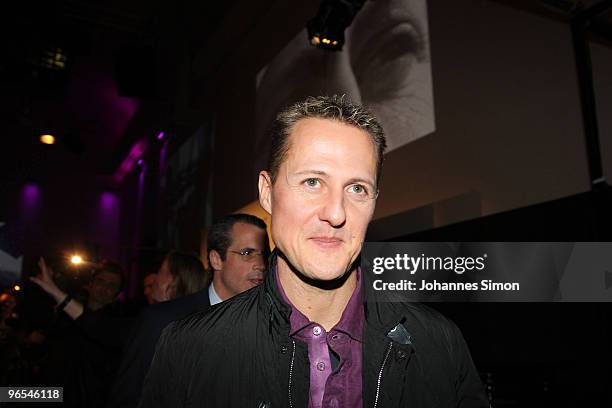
[[262, 251, 293, 331], [262, 250, 407, 336]]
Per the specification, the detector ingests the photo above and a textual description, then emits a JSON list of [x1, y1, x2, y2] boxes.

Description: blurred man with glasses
[[207, 214, 268, 304]]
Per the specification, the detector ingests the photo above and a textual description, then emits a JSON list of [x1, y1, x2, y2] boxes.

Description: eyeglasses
[[228, 249, 266, 262]]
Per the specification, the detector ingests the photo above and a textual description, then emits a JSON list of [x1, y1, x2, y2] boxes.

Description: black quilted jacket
[[139, 253, 487, 408]]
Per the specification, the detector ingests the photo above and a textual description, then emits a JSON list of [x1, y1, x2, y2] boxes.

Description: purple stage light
[[113, 139, 148, 183], [22, 183, 40, 202], [100, 192, 116, 211], [20, 183, 41, 220]]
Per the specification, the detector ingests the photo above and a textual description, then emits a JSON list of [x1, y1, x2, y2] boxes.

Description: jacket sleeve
[[448, 320, 489, 408], [138, 321, 189, 408]]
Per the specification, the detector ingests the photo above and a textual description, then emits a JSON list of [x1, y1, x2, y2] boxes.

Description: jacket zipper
[[288, 339, 296, 408], [373, 342, 393, 408]]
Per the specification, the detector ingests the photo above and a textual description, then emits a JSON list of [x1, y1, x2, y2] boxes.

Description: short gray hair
[[267, 95, 387, 185]]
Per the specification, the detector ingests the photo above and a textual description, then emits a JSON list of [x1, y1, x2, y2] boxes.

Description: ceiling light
[[307, 0, 366, 51], [40, 134, 56, 145]]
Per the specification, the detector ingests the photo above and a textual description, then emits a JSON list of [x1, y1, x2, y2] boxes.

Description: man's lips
[[310, 236, 344, 248], [248, 277, 264, 285]]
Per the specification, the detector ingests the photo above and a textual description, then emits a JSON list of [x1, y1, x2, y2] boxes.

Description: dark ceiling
[[0, 0, 237, 190], [1, 0, 611, 194]]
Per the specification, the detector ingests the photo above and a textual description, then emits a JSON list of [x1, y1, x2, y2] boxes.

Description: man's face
[[88, 271, 122, 308], [212, 222, 267, 299], [143, 273, 157, 304], [259, 117, 378, 281], [152, 258, 175, 303]]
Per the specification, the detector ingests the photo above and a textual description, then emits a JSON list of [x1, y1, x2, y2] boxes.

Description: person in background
[[207, 213, 268, 304], [150, 251, 207, 304], [108, 214, 268, 408], [30, 258, 124, 335], [142, 273, 157, 305], [30, 259, 127, 408]]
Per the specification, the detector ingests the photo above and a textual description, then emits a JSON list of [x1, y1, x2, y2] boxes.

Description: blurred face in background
[[143, 273, 157, 304], [88, 271, 122, 310], [152, 258, 176, 303], [209, 222, 268, 300], [0, 292, 17, 321]]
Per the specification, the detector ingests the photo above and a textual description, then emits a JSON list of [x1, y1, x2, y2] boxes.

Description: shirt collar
[[333, 267, 364, 342], [208, 282, 223, 305], [276, 265, 364, 342]]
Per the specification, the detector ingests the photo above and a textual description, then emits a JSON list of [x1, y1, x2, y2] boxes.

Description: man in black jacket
[[140, 96, 487, 407]]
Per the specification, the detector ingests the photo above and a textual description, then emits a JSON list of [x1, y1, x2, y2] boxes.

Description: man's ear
[[258, 171, 273, 215], [209, 249, 224, 272]]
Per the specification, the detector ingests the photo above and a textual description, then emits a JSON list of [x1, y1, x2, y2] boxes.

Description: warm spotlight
[[13, 285, 21, 292], [40, 134, 56, 145], [307, 0, 366, 51], [70, 255, 83, 265]]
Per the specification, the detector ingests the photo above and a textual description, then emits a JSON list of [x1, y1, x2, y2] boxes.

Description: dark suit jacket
[[107, 288, 211, 408]]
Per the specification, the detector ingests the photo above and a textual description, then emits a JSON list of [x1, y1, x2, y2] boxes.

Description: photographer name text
[[372, 279, 520, 291]]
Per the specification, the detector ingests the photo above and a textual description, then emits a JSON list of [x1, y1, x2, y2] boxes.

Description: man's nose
[[318, 188, 347, 227], [252, 256, 265, 271]]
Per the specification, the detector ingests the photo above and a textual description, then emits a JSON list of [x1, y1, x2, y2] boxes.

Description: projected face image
[[255, 0, 434, 173]]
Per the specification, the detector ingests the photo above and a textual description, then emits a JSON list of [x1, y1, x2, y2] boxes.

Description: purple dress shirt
[[277, 267, 364, 408]]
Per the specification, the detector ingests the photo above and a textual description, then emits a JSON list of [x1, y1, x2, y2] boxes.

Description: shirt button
[[313, 326, 322, 336], [316, 361, 326, 371]]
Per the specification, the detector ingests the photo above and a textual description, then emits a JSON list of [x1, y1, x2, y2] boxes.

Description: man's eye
[[303, 178, 320, 188], [241, 249, 253, 256], [349, 184, 368, 195]]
